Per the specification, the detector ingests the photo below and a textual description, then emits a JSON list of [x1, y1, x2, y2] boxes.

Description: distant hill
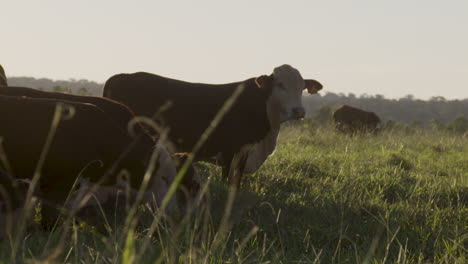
[[8, 77, 103, 95], [303, 93, 468, 124], [5, 76, 468, 124]]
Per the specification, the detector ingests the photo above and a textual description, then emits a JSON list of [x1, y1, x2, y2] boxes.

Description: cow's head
[[256, 65, 322, 123], [81, 143, 199, 220], [145, 143, 179, 215], [146, 148, 206, 219], [171, 153, 205, 214]]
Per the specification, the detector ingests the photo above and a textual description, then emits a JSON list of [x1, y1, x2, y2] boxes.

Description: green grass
[[1, 124, 467, 263]]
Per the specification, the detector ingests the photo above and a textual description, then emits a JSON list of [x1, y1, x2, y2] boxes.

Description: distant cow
[[0, 65, 7, 86], [104, 65, 322, 186], [0, 95, 182, 226], [333, 105, 381, 133]]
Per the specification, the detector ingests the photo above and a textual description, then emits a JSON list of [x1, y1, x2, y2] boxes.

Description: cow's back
[[0, 86, 144, 137]]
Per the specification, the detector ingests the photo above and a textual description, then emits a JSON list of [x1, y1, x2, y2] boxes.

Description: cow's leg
[[227, 144, 253, 188], [40, 191, 65, 230], [222, 164, 231, 183], [228, 153, 248, 189], [221, 152, 234, 181]]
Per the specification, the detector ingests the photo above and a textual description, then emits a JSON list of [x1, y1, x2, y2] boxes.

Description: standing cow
[[333, 105, 381, 133], [103, 65, 322, 187], [0, 95, 181, 227]]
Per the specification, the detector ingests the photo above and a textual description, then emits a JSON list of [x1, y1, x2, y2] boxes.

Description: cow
[[333, 105, 381, 133], [0, 95, 183, 228], [103, 64, 322, 187], [0, 86, 146, 137], [0, 64, 7, 86], [0, 86, 203, 204]]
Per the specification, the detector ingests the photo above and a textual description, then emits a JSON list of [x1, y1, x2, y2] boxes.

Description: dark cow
[[103, 65, 322, 187], [0, 86, 146, 137], [0, 95, 180, 226], [333, 105, 381, 133], [0, 86, 202, 202], [0, 64, 7, 86]]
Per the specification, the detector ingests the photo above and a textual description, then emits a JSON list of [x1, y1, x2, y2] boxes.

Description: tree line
[[8, 76, 468, 129], [303, 92, 468, 126], [8, 76, 102, 95]]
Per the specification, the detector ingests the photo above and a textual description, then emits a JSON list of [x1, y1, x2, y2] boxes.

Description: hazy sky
[[1, 0, 467, 99]]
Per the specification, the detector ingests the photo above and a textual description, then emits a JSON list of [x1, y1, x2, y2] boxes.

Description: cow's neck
[[265, 94, 281, 131], [244, 128, 279, 173], [243, 95, 281, 173]]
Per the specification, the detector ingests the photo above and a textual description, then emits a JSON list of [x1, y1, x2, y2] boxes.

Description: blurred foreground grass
[[1, 123, 466, 263]]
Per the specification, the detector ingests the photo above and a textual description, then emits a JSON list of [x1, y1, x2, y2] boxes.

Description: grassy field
[[1, 122, 467, 263]]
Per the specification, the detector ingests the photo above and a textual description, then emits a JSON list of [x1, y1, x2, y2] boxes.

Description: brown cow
[[103, 65, 322, 187], [0, 86, 203, 203], [0, 95, 180, 227], [0, 86, 146, 137], [333, 105, 381, 133]]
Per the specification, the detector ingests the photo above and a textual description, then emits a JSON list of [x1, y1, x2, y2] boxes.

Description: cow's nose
[[292, 107, 305, 119]]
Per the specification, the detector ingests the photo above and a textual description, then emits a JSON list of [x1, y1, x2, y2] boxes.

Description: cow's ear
[[255, 75, 269, 88], [304, 79, 323, 94]]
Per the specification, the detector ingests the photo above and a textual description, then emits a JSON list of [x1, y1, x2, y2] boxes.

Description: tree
[[430, 96, 446, 102], [430, 119, 445, 131], [53, 85, 71, 93], [384, 119, 398, 130], [446, 116, 468, 134], [402, 94, 415, 101], [314, 105, 333, 124], [410, 120, 423, 128], [77, 87, 90, 96]]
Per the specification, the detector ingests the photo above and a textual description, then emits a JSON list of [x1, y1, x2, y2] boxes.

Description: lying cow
[[0, 95, 182, 227], [333, 105, 381, 133], [0, 64, 7, 86], [103, 64, 322, 186]]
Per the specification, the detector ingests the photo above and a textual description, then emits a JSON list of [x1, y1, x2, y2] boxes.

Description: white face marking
[[64, 144, 180, 217], [170, 154, 206, 215], [268, 65, 306, 123], [146, 143, 179, 214]]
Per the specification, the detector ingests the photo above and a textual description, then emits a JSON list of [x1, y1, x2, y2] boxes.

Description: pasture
[[1, 122, 466, 263]]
